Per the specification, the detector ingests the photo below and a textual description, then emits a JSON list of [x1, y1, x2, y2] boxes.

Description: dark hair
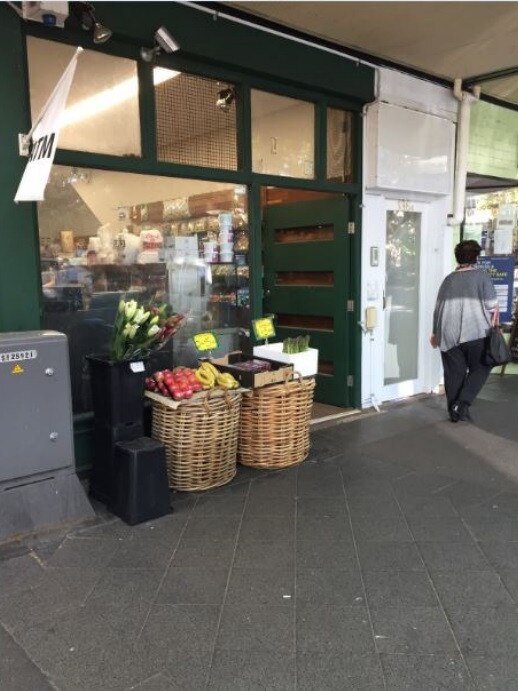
[[454, 240, 481, 265]]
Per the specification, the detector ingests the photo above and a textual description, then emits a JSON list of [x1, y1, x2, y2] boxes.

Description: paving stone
[[244, 493, 296, 517], [479, 541, 518, 571], [235, 539, 294, 570], [192, 494, 247, 517], [296, 568, 364, 606], [71, 518, 131, 539], [226, 568, 294, 606], [296, 537, 357, 570], [128, 673, 177, 690], [351, 515, 413, 543], [239, 515, 295, 543], [431, 571, 514, 608], [140, 604, 220, 657], [180, 515, 241, 543], [248, 472, 298, 498], [407, 516, 475, 543], [296, 496, 347, 517], [0, 553, 45, 598], [0, 626, 54, 690], [398, 495, 459, 518], [363, 570, 439, 608], [370, 606, 458, 653], [462, 513, 518, 541], [418, 540, 493, 572], [108, 537, 177, 570], [296, 604, 373, 652], [48, 536, 122, 569], [156, 566, 229, 605], [216, 605, 295, 652], [128, 514, 187, 542], [465, 654, 518, 690], [296, 512, 352, 542], [297, 652, 383, 690], [448, 607, 518, 655], [381, 653, 473, 689], [208, 650, 296, 690], [498, 570, 518, 602], [357, 541, 425, 572]]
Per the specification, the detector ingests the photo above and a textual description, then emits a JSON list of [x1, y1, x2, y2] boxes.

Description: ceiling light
[[140, 26, 180, 63], [216, 87, 235, 113]]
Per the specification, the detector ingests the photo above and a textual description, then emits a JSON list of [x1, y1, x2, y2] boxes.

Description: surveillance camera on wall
[[155, 26, 180, 54], [140, 26, 180, 62], [216, 88, 235, 113]]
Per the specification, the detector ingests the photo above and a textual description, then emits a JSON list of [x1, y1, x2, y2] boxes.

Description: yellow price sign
[[192, 331, 219, 352], [252, 317, 276, 341]]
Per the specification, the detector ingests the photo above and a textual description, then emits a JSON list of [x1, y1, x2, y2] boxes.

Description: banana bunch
[[194, 361, 240, 390], [216, 371, 240, 390], [195, 361, 218, 389]]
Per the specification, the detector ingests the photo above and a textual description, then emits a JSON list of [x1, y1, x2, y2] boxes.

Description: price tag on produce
[[192, 331, 219, 353], [252, 317, 276, 341]]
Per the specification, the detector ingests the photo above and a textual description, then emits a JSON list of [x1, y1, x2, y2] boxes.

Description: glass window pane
[[26, 37, 141, 157], [37, 166, 249, 414], [384, 211, 421, 385], [251, 90, 315, 179], [155, 69, 237, 170], [327, 108, 353, 182]]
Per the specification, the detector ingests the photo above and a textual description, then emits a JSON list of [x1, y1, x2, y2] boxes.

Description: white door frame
[[382, 199, 430, 402]]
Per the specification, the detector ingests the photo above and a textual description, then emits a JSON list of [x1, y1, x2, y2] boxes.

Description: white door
[[382, 201, 428, 401]]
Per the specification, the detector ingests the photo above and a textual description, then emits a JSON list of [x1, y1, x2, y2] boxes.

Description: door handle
[[264, 289, 271, 297]]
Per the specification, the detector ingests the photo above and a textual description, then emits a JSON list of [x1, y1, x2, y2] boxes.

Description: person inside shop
[[430, 240, 499, 422]]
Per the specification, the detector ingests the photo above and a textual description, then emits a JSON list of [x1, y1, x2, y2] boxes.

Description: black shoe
[[459, 402, 472, 422], [449, 401, 462, 422]]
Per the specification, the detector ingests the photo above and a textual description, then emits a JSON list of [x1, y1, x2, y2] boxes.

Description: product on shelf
[[283, 335, 311, 354]]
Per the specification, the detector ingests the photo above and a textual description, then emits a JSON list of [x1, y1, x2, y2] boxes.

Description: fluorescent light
[[61, 68, 180, 127]]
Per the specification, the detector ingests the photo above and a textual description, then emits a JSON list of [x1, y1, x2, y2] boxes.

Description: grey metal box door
[[0, 331, 75, 483]]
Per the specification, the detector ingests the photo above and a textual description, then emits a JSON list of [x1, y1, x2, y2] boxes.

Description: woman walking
[[430, 240, 498, 422]]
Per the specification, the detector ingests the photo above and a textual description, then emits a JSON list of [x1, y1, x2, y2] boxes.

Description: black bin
[[90, 421, 143, 505], [87, 355, 147, 427], [113, 437, 171, 525]]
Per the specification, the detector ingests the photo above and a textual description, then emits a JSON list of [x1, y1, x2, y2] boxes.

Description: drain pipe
[[448, 79, 481, 226]]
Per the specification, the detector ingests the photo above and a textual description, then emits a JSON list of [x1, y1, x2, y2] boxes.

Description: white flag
[[15, 48, 82, 203]]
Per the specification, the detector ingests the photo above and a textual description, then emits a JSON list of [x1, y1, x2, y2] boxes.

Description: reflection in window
[[384, 211, 421, 386], [251, 90, 315, 179], [155, 69, 238, 170], [26, 37, 141, 157], [37, 166, 250, 413], [327, 108, 353, 182]]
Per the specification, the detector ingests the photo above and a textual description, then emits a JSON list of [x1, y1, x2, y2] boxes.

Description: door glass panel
[[384, 211, 421, 385], [27, 37, 141, 157], [277, 314, 334, 331], [275, 271, 334, 287], [327, 108, 353, 183], [251, 90, 315, 179]]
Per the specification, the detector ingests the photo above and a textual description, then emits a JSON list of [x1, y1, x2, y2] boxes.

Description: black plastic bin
[[113, 437, 171, 525], [87, 355, 147, 427]]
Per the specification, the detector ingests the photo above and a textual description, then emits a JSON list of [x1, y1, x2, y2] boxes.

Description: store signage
[[0, 349, 37, 364], [15, 47, 82, 203], [252, 317, 276, 341], [192, 332, 219, 352], [477, 255, 515, 322]]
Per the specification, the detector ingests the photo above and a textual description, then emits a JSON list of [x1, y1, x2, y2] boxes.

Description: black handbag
[[484, 326, 511, 367]]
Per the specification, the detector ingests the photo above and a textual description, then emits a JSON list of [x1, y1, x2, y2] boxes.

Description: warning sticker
[[11, 364, 24, 375]]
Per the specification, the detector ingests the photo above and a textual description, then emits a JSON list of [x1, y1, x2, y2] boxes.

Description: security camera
[[155, 26, 180, 54], [216, 88, 235, 113], [140, 26, 180, 63]]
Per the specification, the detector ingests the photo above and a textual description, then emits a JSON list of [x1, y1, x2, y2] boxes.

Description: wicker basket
[[151, 390, 242, 491], [238, 376, 316, 469]]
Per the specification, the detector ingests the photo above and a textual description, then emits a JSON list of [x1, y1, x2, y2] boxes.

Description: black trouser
[[441, 338, 491, 409]]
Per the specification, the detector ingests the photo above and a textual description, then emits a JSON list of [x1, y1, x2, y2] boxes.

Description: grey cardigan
[[433, 268, 498, 352]]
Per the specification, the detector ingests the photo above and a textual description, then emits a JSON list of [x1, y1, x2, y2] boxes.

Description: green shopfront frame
[[0, 2, 375, 469]]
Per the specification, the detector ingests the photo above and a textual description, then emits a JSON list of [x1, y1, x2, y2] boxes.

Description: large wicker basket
[[238, 376, 316, 469], [151, 391, 242, 491]]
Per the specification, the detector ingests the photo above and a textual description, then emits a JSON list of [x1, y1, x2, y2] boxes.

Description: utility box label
[[0, 350, 37, 364]]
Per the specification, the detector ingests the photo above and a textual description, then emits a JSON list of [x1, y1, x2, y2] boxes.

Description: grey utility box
[[0, 331, 93, 542]]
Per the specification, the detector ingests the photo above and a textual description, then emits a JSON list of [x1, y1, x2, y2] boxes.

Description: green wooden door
[[263, 197, 353, 407]]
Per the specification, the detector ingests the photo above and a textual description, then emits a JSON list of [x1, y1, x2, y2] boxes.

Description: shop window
[[155, 69, 238, 170], [251, 90, 315, 179], [26, 37, 141, 157], [327, 108, 353, 183], [37, 166, 250, 414]]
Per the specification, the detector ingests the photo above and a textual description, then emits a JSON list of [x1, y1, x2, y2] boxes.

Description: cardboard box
[[208, 351, 294, 389], [253, 343, 318, 377]]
